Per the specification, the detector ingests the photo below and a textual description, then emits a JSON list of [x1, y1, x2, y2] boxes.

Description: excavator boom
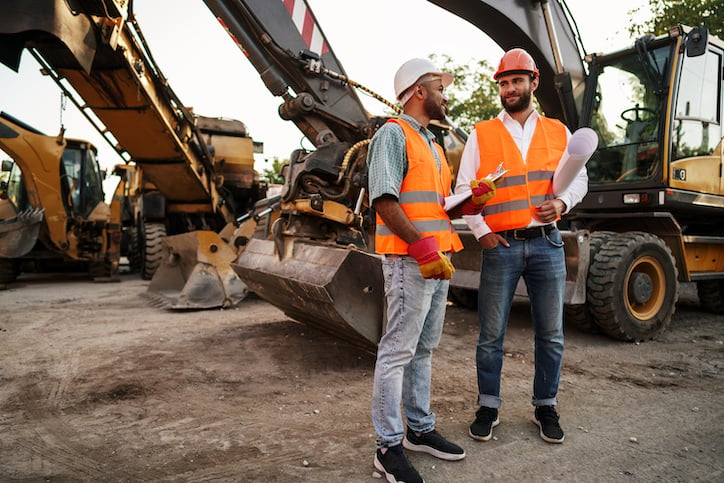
[[0, 0, 267, 305]]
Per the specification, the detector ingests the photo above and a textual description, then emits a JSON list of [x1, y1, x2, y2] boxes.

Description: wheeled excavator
[[429, 0, 724, 341], [202, 0, 723, 346], [0, 0, 265, 308], [3, 1, 720, 348]]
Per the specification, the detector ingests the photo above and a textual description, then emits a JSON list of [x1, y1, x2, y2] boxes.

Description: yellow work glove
[[460, 178, 497, 215], [407, 236, 455, 280], [471, 177, 496, 204]]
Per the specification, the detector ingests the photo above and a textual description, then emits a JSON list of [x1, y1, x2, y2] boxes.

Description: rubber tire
[[587, 232, 679, 341], [0, 259, 20, 283], [127, 227, 142, 274], [448, 287, 478, 310], [564, 231, 617, 333], [696, 280, 724, 314], [141, 222, 167, 280]]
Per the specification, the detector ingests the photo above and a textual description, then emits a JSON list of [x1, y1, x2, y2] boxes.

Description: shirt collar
[[399, 114, 435, 141], [498, 108, 540, 124]]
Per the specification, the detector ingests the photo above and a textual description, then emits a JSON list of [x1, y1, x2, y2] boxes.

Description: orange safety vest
[[474, 117, 567, 232], [375, 119, 463, 255]]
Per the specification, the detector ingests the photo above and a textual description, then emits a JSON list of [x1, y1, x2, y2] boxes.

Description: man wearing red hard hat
[[455, 48, 589, 445]]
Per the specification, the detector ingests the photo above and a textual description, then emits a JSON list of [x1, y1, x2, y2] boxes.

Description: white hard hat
[[393, 58, 453, 100]]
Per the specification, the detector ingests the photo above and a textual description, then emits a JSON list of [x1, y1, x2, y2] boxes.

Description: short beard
[[501, 89, 532, 113], [423, 96, 446, 121]]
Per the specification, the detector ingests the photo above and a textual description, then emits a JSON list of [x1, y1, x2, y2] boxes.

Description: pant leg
[[475, 242, 525, 408], [402, 277, 448, 433], [523, 229, 566, 406], [372, 256, 437, 447]]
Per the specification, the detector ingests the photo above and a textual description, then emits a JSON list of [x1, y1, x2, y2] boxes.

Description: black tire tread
[[697, 280, 724, 314], [142, 223, 166, 280], [565, 231, 617, 333], [587, 232, 678, 341]]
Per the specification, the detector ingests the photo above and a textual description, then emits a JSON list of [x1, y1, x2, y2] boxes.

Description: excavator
[[2, 1, 721, 349], [203, 0, 724, 346], [0, 0, 266, 308], [0, 112, 120, 283], [430, 1, 724, 342]]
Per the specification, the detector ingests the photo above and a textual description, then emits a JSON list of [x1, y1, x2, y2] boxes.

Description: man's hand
[[407, 236, 455, 280], [478, 232, 509, 250], [459, 178, 497, 216], [534, 199, 566, 224], [470, 178, 496, 205]]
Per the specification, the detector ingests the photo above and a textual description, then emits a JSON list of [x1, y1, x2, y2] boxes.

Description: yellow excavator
[[200, 0, 724, 345], [0, 111, 120, 283], [2, 0, 721, 349], [0, 1, 266, 308]]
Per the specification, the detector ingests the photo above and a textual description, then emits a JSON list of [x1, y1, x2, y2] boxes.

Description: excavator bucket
[[232, 238, 384, 352], [0, 208, 44, 258], [146, 230, 249, 310]]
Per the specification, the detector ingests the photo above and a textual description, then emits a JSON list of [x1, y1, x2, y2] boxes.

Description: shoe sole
[[533, 418, 565, 443], [402, 438, 466, 461], [468, 417, 500, 442], [373, 454, 426, 483]]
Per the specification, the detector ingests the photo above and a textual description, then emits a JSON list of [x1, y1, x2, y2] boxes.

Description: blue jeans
[[476, 228, 565, 409], [372, 255, 448, 448]]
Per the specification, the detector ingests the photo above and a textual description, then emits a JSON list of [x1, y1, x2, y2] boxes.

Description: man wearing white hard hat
[[455, 48, 589, 446], [367, 58, 493, 482]]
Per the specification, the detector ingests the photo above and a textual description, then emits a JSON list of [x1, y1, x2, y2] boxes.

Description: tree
[[629, 0, 723, 39], [261, 157, 286, 184], [430, 54, 500, 133]]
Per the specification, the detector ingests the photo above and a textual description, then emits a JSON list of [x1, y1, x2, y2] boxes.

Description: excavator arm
[[0, 0, 272, 306], [0, 0, 235, 225], [200, 0, 592, 350], [204, 0, 374, 147], [428, 0, 587, 128]]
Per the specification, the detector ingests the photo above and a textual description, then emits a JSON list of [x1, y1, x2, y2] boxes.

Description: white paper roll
[[553, 127, 598, 196]]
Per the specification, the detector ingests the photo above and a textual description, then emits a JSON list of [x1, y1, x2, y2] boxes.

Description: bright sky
[[0, 0, 651, 193]]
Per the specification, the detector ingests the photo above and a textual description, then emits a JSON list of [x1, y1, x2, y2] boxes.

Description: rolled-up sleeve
[[367, 123, 407, 204]]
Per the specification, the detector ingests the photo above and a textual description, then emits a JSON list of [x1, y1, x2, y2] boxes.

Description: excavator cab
[[578, 25, 723, 217], [584, 38, 668, 185], [59, 140, 106, 219]]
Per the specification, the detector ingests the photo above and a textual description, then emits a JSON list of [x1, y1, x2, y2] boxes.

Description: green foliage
[[629, 0, 723, 38], [261, 157, 286, 184], [430, 54, 500, 133]]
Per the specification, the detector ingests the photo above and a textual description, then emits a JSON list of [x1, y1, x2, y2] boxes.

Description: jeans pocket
[[545, 230, 565, 248]]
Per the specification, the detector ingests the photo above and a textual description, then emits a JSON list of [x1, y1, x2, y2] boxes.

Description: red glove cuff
[[407, 236, 440, 262]]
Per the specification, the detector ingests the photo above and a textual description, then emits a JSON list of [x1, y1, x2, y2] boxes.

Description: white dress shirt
[[454, 109, 589, 239]]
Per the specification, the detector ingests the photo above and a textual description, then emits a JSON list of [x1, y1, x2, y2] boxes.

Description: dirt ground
[[0, 272, 722, 482]]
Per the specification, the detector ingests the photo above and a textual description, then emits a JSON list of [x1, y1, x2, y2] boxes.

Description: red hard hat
[[494, 48, 539, 80]]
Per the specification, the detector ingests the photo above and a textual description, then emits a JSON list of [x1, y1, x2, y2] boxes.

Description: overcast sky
[[0, 0, 651, 192]]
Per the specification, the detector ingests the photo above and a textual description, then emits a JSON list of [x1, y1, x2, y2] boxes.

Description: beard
[[423, 96, 446, 121], [501, 89, 532, 113]]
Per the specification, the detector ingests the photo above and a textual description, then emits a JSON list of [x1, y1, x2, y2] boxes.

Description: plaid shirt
[[367, 114, 443, 203]]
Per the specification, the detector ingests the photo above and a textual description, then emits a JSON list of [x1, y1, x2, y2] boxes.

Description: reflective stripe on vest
[[474, 117, 566, 232], [375, 118, 463, 255]]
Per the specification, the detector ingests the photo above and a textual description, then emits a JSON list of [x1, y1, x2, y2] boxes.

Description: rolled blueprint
[[553, 127, 598, 196]]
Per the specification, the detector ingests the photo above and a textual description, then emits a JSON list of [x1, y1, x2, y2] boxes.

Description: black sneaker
[[469, 406, 499, 441], [403, 427, 465, 461], [534, 405, 565, 443], [374, 444, 424, 483]]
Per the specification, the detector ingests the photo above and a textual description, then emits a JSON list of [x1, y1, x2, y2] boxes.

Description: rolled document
[[553, 127, 598, 196]]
